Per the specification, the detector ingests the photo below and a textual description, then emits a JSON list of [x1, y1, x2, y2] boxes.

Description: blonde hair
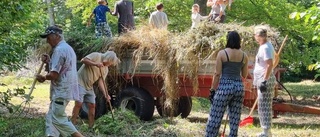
[[102, 51, 120, 66], [192, 4, 200, 12], [254, 25, 268, 38]]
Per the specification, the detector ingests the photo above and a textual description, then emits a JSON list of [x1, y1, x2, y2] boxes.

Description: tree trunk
[[47, 0, 55, 26], [194, 0, 208, 15]]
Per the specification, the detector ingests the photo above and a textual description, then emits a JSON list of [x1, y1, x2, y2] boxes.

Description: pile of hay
[[104, 22, 281, 110], [36, 22, 282, 112]]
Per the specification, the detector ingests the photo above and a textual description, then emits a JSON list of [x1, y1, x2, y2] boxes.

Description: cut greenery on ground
[[1, 76, 320, 136]]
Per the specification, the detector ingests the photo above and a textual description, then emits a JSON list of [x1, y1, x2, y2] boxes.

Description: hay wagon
[[79, 48, 320, 121], [77, 23, 320, 121]]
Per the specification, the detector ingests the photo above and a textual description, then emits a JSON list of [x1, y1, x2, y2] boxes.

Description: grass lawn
[[1, 76, 320, 137]]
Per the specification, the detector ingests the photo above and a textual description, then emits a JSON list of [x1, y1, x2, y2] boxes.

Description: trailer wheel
[[156, 96, 181, 117], [118, 87, 154, 121], [79, 85, 107, 119], [179, 96, 192, 118]]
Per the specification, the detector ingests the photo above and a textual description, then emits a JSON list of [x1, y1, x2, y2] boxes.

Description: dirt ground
[[1, 94, 320, 137], [2, 95, 320, 124]]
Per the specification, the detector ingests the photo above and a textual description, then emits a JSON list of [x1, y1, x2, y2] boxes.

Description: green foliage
[[66, 0, 194, 32], [283, 81, 320, 98], [94, 110, 140, 135], [0, 0, 46, 72], [289, 0, 320, 80], [0, 86, 28, 113], [226, 0, 320, 81], [290, 1, 320, 42], [308, 62, 320, 80], [0, 116, 44, 137]]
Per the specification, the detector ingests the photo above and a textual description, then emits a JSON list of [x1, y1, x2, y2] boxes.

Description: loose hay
[[104, 22, 282, 114], [36, 22, 282, 115]]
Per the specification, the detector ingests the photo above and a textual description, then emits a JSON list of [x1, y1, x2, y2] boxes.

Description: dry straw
[[106, 22, 281, 111], [36, 22, 281, 113]]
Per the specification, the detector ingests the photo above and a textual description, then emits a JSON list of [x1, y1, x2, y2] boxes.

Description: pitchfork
[[12, 62, 45, 116], [99, 67, 115, 120]]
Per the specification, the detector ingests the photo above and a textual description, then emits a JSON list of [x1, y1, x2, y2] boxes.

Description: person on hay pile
[[149, 3, 169, 29], [253, 25, 276, 137], [71, 51, 120, 129], [36, 26, 84, 137], [191, 4, 209, 29], [111, 0, 135, 35], [205, 31, 249, 137], [206, 0, 228, 23], [87, 0, 113, 38]]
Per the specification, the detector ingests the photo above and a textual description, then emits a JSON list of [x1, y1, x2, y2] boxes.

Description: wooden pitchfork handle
[[248, 97, 258, 116], [99, 67, 115, 121], [273, 35, 288, 69], [26, 62, 45, 102]]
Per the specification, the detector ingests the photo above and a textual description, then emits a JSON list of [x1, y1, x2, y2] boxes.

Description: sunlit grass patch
[[283, 81, 320, 98]]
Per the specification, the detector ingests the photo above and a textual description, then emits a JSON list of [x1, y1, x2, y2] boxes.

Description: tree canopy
[[1, 0, 320, 81], [0, 0, 45, 72]]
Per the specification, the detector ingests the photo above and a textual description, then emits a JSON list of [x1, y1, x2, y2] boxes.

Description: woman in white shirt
[[253, 25, 276, 137]]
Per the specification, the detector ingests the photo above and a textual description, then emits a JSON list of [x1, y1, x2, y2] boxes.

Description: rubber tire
[[179, 96, 192, 118], [118, 87, 154, 121], [156, 96, 181, 117], [79, 85, 107, 119]]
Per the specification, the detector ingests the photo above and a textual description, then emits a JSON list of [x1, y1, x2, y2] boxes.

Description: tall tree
[[47, 0, 55, 26]]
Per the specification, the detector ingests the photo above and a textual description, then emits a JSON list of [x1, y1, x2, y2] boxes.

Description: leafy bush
[[0, 86, 28, 113]]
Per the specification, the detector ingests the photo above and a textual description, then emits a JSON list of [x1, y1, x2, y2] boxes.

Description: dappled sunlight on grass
[[1, 76, 320, 136], [283, 81, 320, 98]]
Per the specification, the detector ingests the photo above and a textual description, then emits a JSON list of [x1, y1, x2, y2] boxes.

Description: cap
[[40, 26, 63, 38]]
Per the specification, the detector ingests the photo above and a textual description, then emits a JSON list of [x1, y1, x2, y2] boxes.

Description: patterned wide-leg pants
[[205, 77, 244, 137], [95, 22, 112, 38], [257, 75, 276, 130]]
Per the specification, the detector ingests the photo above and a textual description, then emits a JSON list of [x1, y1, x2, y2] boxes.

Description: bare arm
[[36, 71, 59, 83], [87, 13, 94, 26], [211, 51, 222, 90], [264, 59, 274, 80], [81, 57, 103, 67], [35, 54, 59, 82], [241, 53, 249, 78]]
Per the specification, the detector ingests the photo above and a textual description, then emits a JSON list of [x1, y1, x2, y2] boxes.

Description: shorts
[[46, 98, 78, 137], [78, 84, 96, 104]]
